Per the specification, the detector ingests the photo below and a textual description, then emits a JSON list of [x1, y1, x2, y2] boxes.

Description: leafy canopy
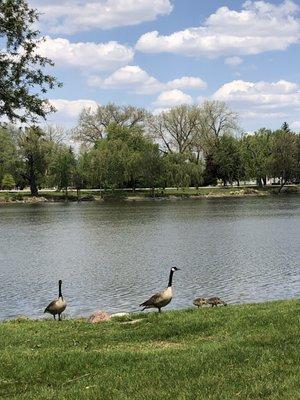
[[0, 0, 61, 123]]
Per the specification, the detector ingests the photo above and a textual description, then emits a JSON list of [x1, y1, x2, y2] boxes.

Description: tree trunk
[[263, 176, 267, 186], [278, 178, 286, 193], [150, 187, 155, 198], [29, 156, 38, 196], [30, 180, 38, 196], [76, 187, 80, 203], [257, 178, 263, 187]]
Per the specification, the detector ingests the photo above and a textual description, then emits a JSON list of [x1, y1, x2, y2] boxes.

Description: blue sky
[[29, 0, 300, 131]]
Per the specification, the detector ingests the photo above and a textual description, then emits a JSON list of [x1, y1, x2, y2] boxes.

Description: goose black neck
[[168, 269, 174, 287], [58, 282, 63, 298]]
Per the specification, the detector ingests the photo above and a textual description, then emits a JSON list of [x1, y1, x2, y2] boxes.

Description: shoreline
[[1, 298, 298, 323], [0, 185, 299, 204]]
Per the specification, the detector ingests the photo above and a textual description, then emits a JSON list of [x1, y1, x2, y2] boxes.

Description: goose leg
[[53, 315, 56, 320], [58, 314, 62, 321], [158, 308, 161, 313]]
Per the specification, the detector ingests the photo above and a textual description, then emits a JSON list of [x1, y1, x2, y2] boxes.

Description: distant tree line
[[0, 101, 299, 196]]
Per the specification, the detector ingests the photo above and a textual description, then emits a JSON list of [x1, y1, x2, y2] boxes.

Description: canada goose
[[44, 280, 67, 320], [207, 297, 227, 307], [193, 297, 207, 308], [139, 267, 180, 313]]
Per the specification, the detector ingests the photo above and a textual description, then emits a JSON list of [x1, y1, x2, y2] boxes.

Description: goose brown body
[[139, 267, 180, 313], [44, 280, 67, 320]]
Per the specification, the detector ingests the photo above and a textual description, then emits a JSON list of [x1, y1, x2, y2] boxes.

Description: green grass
[[0, 300, 299, 399]]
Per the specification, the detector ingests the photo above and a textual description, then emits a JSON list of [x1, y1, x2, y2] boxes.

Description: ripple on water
[[0, 196, 299, 319]]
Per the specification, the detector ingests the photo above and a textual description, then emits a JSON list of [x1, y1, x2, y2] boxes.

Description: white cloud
[[48, 99, 99, 123], [38, 37, 134, 71], [30, 0, 172, 34], [87, 65, 206, 94], [88, 66, 163, 94], [225, 56, 243, 66], [212, 79, 300, 126], [291, 120, 300, 131], [167, 76, 207, 90], [213, 79, 300, 107], [153, 90, 193, 107], [136, 0, 300, 58]]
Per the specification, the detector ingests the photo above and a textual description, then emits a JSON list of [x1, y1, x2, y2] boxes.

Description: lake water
[[0, 196, 299, 319]]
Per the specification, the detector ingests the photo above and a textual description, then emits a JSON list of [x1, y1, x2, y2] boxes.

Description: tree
[[89, 138, 130, 191], [0, 126, 17, 184], [17, 127, 49, 195], [200, 101, 239, 142], [102, 140, 130, 189], [88, 148, 107, 191], [142, 143, 163, 196], [106, 123, 154, 192], [44, 125, 68, 143], [0, 0, 61, 122], [202, 154, 218, 186], [163, 153, 191, 189], [73, 151, 90, 197], [268, 130, 299, 192], [213, 135, 244, 185], [73, 103, 149, 145], [49, 145, 76, 197], [1, 173, 15, 189], [149, 105, 199, 154], [189, 161, 203, 190], [241, 129, 272, 186], [281, 122, 290, 133], [84, 123, 163, 193], [194, 101, 239, 186]]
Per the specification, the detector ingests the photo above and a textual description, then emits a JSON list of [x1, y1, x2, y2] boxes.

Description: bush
[[1, 173, 15, 189]]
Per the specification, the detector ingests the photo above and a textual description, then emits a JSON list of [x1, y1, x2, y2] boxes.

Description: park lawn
[[0, 300, 299, 400]]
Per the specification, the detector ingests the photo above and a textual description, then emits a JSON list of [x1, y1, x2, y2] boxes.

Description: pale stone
[[88, 311, 110, 323]]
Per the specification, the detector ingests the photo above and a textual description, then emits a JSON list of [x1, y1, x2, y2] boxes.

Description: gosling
[[207, 297, 227, 307], [193, 297, 207, 308]]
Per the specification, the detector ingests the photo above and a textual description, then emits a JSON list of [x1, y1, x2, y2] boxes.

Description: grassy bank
[[0, 185, 299, 203], [0, 300, 299, 399]]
